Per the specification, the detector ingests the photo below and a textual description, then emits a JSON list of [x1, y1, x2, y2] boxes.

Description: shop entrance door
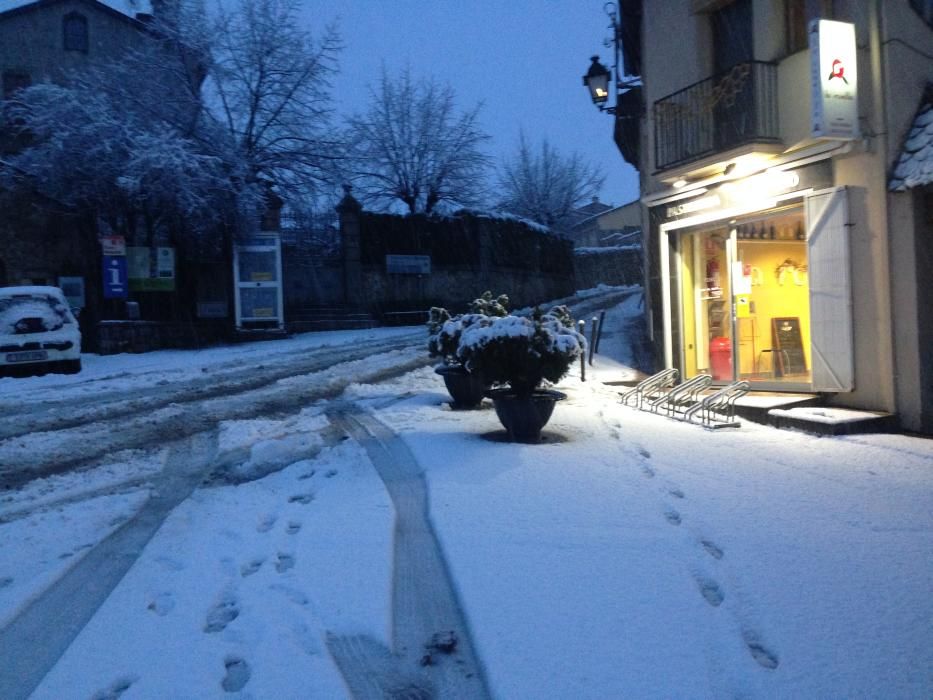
[[676, 207, 814, 388], [678, 228, 734, 381]]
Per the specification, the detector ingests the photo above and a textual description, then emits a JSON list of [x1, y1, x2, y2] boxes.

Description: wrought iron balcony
[[654, 61, 780, 172]]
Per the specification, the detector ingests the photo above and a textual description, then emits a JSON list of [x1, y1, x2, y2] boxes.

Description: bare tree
[[344, 68, 492, 214], [498, 133, 606, 230], [207, 0, 341, 201]]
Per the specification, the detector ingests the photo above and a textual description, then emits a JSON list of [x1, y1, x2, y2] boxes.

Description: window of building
[[2, 71, 31, 99], [711, 0, 753, 74], [786, 0, 834, 54], [63, 12, 88, 52]]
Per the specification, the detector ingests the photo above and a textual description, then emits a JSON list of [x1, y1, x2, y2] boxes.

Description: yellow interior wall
[[735, 240, 811, 377]]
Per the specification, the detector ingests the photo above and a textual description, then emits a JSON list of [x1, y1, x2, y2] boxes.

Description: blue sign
[[102, 255, 128, 299]]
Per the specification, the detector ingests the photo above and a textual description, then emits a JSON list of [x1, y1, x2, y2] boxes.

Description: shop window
[[2, 70, 30, 99], [786, 0, 835, 54], [63, 12, 88, 53]]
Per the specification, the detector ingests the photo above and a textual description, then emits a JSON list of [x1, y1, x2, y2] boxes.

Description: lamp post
[[582, 1, 638, 115]]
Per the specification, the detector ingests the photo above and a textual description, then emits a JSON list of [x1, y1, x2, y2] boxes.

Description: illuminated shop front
[[652, 159, 854, 393]]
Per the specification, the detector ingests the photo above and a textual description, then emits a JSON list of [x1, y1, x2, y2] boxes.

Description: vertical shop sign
[[810, 19, 859, 140]]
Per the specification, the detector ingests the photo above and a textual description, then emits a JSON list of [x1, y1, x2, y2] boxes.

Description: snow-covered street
[[0, 293, 931, 698]]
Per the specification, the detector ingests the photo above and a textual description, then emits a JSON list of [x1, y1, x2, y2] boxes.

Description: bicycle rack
[[649, 374, 712, 418], [620, 368, 679, 410], [684, 380, 750, 429]]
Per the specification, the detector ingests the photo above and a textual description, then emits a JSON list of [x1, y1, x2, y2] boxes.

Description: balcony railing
[[654, 61, 780, 172]]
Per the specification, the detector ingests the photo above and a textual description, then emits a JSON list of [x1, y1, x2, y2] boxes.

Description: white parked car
[[0, 286, 82, 376]]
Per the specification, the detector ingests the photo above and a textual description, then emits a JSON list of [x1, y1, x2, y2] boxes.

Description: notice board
[[772, 317, 807, 376]]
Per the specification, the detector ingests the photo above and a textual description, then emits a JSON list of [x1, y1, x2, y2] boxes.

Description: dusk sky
[[302, 0, 641, 208]]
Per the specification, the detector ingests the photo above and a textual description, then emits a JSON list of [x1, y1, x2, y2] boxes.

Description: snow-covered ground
[[1, 293, 931, 698]]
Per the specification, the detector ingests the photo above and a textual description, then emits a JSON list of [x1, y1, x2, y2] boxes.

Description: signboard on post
[[102, 255, 128, 299], [127, 247, 176, 291], [386, 254, 431, 275], [58, 276, 85, 309], [810, 19, 859, 140], [100, 236, 126, 256]]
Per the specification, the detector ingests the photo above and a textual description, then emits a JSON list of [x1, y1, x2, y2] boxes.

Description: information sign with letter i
[[103, 255, 128, 299]]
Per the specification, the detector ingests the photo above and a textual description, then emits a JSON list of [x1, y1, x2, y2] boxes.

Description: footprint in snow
[[204, 594, 239, 633], [664, 509, 682, 526], [668, 488, 685, 499], [240, 559, 264, 577], [325, 469, 338, 478], [147, 592, 175, 616], [695, 576, 724, 607], [701, 540, 724, 560], [221, 656, 251, 693], [298, 469, 316, 481], [743, 630, 780, 669], [288, 493, 314, 505], [90, 676, 137, 700], [638, 446, 651, 459], [0, 576, 12, 588], [286, 521, 302, 535], [275, 553, 295, 573]]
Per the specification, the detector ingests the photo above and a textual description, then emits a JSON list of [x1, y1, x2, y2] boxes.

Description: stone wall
[[336, 206, 575, 314], [96, 319, 228, 355]]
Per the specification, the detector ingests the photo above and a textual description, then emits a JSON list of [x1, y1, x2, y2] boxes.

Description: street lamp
[[583, 55, 611, 108], [582, 1, 641, 115]]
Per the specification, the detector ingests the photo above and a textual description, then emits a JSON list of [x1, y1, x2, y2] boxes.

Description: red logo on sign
[[827, 59, 848, 84]]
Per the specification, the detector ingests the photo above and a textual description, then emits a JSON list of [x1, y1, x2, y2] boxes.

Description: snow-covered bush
[[427, 291, 509, 365], [456, 306, 585, 396], [468, 291, 510, 317]]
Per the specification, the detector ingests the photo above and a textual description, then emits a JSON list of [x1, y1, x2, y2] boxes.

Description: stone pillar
[[336, 184, 363, 307]]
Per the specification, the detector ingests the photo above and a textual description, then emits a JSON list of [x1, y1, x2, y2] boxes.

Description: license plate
[[6, 350, 48, 363]]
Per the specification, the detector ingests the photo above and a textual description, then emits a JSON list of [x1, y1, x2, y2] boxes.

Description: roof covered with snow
[[0, 0, 151, 20], [889, 85, 933, 192]]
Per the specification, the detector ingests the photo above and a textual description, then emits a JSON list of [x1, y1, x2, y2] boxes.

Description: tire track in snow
[[0, 335, 421, 442], [0, 430, 218, 700], [327, 406, 491, 700], [0, 349, 433, 490]]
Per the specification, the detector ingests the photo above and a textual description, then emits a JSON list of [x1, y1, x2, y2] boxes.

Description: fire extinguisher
[[705, 257, 720, 291]]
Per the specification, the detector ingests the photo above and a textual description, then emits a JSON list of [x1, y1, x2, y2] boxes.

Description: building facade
[[629, 0, 933, 433]]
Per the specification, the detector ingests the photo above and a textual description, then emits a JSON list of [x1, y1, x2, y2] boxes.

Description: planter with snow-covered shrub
[[427, 292, 509, 409], [456, 306, 585, 441]]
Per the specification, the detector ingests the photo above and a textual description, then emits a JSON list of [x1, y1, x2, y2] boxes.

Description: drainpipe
[[869, 0, 898, 413]]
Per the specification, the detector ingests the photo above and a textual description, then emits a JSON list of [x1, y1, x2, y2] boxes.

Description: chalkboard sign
[[772, 317, 807, 376]]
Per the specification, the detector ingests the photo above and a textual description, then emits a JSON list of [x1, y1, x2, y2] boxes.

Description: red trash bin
[[709, 336, 732, 380]]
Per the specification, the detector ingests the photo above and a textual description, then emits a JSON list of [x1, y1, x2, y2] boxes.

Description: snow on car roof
[[0, 286, 67, 300]]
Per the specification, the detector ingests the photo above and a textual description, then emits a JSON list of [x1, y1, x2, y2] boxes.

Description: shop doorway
[[676, 206, 813, 387]]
